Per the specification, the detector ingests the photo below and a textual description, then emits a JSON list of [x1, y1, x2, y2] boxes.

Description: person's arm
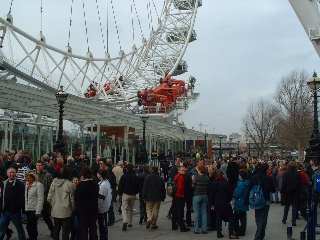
[[47, 180, 54, 205], [118, 176, 124, 196]]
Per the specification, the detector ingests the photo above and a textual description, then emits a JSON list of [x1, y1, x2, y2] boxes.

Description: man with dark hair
[[0, 167, 26, 240], [75, 167, 99, 240], [118, 164, 139, 231]]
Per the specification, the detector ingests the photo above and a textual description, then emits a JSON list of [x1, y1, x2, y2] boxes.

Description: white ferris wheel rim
[[0, 0, 200, 103]]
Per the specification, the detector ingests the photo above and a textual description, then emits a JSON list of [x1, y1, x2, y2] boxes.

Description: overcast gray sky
[[182, 0, 320, 135], [2, 0, 320, 135]]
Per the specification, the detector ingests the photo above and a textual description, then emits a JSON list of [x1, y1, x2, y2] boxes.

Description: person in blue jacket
[[233, 169, 249, 236]]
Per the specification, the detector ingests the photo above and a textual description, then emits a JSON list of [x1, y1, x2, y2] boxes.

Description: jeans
[[254, 205, 270, 240], [97, 213, 108, 240], [26, 211, 38, 240], [192, 195, 208, 233], [234, 210, 247, 235], [53, 217, 72, 240], [0, 212, 26, 240]]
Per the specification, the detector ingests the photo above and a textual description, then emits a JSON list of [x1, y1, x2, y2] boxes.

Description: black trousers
[[78, 215, 98, 240], [185, 197, 192, 225], [234, 210, 247, 235], [254, 205, 270, 240], [42, 201, 54, 232], [26, 211, 38, 240], [139, 197, 147, 222], [107, 202, 115, 226], [97, 213, 108, 240], [216, 214, 236, 236], [53, 217, 72, 240], [172, 197, 186, 229], [282, 203, 298, 224]]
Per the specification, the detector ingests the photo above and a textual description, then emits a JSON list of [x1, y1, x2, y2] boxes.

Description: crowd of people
[[0, 150, 317, 240]]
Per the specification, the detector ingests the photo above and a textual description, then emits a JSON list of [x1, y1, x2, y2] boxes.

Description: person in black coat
[[281, 161, 300, 226], [0, 167, 26, 240], [226, 159, 239, 192], [209, 169, 237, 239], [118, 164, 140, 231], [142, 166, 166, 229], [75, 167, 99, 240]]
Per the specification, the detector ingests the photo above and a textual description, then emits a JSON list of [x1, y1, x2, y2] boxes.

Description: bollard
[[287, 225, 293, 240], [300, 231, 306, 240]]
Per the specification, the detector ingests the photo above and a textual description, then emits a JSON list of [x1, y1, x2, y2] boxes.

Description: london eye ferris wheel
[[0, 0, 201, 115]]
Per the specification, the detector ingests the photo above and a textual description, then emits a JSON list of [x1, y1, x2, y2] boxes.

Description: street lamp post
[[141, 115, 149, 164], [305, 72, 320, 240], [54, 86, 68, 154], [248, 142, 251, 157], [237, 140, 240, 156]]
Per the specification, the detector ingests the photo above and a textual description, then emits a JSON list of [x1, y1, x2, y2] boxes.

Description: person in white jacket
[[97, 170, 112, 240], [25, 172, 44, 240]]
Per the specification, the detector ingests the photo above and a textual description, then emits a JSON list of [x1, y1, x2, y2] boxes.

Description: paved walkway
[[9, 201, 305, 239]]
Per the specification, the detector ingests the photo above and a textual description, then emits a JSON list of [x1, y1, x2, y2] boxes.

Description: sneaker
[[151, 225, 158, 230]]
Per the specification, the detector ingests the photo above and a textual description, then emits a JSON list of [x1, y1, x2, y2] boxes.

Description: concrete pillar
[[80, 125, 84, 154], [9, 121, 13, 151], [124, 126, 129, 162], [149, 135, 152, 163], [90, 124, 94, 167], [50, 127, 54, 152], [22, 127, 25, 151], [3, 122, 8, 152], [37, 125, 41, 159], [97, 123, 101, 156], [132, 147, 135, 166]]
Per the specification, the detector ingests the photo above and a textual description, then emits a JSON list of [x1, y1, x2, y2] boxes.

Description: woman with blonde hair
[[25, 171, 44, 240]]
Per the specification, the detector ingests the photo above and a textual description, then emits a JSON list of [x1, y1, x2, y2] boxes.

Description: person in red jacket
[[171, 165, 189, 232]]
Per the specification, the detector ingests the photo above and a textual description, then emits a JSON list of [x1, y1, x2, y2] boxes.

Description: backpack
[[249, 184, 266, 210], [166, 182, 176, 197]]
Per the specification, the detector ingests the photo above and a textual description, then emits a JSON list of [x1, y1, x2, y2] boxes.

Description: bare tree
[[275, 70, 313, 160], [243, 99, 279, 157]]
